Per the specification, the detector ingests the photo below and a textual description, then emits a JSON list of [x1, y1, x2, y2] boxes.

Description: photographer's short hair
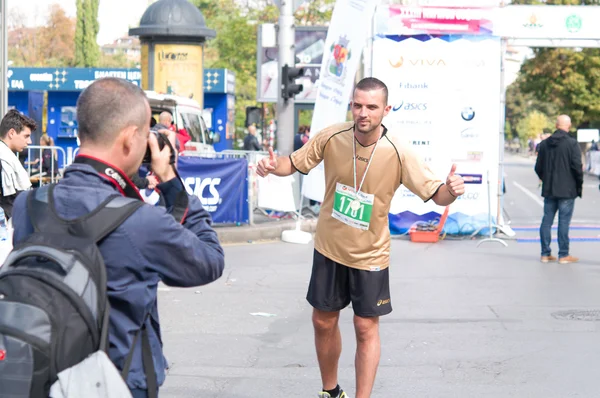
[[0, 109, 37, 138], [355, 77, 389, 105], [76, 77, 148, 145]]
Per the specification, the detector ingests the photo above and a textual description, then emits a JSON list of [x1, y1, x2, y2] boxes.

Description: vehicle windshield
[[180, 112, 206, 143]]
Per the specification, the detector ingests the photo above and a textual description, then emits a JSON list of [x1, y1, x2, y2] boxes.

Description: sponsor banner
[[376, 5, 600, 41], [7, 68, 140, 91], [375, 4, 495, 36], [373, 29, 501, 234], [461, 173, 483, 184], [178, 156, 249, 224], [301, 0, 378, 201], [494, 5, 597, 40]]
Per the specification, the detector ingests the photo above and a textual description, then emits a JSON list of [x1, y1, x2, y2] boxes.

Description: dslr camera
[[143, 129, 176, 165]]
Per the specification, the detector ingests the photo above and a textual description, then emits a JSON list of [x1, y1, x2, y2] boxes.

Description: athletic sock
[[324, 385, 340, 397]]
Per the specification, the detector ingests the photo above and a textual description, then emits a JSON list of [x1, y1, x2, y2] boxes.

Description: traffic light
[[281, 64, 304, 102], [245, 106, 263, 128]]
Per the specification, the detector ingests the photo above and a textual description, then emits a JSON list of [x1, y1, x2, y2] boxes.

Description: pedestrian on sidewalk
[[0, 110, 36, 220], [535, 114, 583, 264], [256, 77, 465, 398]]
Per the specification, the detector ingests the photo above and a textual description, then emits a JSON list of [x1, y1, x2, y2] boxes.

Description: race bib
[[332, 183, 374, 230]]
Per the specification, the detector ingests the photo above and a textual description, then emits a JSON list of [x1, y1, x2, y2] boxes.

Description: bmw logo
[[461, 107, 475, 121]]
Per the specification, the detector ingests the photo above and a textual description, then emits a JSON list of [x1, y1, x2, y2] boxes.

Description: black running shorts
[[306, 250, 392, 317]]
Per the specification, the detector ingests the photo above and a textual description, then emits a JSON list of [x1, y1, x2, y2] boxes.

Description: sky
[[9, 0, 154, 45]]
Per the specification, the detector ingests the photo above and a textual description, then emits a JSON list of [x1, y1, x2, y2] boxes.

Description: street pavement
[[158, 152, 600, 397]]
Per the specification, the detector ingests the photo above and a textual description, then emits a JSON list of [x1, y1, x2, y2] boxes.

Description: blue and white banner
[[178, 156, 249, 224], [301, 0, 378, 201], [372, 14, 501, 235]]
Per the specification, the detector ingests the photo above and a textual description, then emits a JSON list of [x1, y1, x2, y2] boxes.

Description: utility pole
[[276, 0, 296, 155], [0, 0, 7, 118]]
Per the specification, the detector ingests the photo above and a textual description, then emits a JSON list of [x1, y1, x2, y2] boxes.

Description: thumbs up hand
[[446, 163, 465, 198], [256, 147, 278, 177]]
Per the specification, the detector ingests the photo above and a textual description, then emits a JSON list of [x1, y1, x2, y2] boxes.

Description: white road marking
[[513, 181, 544, 207]]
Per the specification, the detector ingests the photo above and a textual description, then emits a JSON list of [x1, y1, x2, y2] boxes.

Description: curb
[[216, 219, 318, 244]]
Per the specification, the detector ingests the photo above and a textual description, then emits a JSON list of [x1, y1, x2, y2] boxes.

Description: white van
[[145, 91, 219, 153]]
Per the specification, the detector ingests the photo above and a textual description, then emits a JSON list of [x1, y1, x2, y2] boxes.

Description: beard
[[355, 118, 381, 135]]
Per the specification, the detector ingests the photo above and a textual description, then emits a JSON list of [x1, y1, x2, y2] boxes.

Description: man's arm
[[431, 164, 464, 206], [142, 177, 224, 287], [252, 136, 262, 151], [257, 128, 331, 178], [535, 144, 545, 180], [11, 191, 33, 243], [432, 184, 457, 207], [256, 148, 297, 177], [271, 155, 296, 176], [130, 172, 149, 189], [570, 140, 584, 197]]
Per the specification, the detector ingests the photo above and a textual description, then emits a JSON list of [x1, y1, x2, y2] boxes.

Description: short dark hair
[[76, 77, 148, 145], [0, 109, 37, 138], [354, 77, 389, 105]]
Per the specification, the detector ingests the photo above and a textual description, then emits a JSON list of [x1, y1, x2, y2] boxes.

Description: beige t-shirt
[[290, 121, 443, 271]]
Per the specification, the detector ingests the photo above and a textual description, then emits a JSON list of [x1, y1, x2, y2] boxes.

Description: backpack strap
[[27, 184, 144, 243], [70, 195, 144, 243], [121, 315, 158, 398]]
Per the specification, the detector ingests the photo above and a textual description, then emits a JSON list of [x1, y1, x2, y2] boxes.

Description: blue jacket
[[12, 163, 225, 390]]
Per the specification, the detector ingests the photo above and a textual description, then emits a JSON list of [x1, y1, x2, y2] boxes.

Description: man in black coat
[[535, 114, 583, 264], [243, 124, 262, 151]]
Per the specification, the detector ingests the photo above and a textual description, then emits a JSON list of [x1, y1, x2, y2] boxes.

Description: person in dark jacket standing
[[243, 124, 262, 151], [12, 78, 225, 398], [535, 114, 583, 264]]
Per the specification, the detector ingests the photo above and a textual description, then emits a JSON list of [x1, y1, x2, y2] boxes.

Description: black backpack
[[0, 184, 144, 397]]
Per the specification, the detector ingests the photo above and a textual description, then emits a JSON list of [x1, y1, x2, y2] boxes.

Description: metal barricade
[[19, 145, 67, 185]]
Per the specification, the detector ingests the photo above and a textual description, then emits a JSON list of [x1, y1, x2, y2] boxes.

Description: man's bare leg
[[313, 308, 342, 391], [354, 315, 380, 398]]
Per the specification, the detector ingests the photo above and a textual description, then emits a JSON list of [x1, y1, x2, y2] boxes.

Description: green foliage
[[507, 1, 600, 134], [296, 0, 335, 25], [74, 0, 100, 67], [298, 109, 313, 127], [192, 0, 335, 140], [8, 4, 75, 67], [505, 80, 558, 139], [98, 52, 137, 68], [517, 48, 600, 127], [516, 110, 553, 144]]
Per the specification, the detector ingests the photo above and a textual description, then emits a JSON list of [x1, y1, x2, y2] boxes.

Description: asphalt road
[[157, 152, 600, 398], [503, 153, 600, 227]]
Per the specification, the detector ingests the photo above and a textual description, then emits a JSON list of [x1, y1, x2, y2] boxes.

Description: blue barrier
[[178, 156, 249, 225]]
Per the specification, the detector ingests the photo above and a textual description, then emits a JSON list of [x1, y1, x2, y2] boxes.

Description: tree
[[98, 52, 137, 68], [192, 0, 335, 146], [516, 110, 553, 144], [74, 0, 100, 67], [508, 0, 600, 128], [43, 4, 76, 66], [296, 0, 335, 26], [505, 80, 557, 140], [8, 4, 75, 67]]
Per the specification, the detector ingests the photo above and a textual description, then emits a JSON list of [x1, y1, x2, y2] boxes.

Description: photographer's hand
[[149, 131, 177, 182]]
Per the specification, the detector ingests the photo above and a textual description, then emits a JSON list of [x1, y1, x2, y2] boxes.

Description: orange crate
[[408, 206, 450, 243]]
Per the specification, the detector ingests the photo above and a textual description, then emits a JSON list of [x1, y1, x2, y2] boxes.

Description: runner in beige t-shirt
[[256, 77, 465, 398]]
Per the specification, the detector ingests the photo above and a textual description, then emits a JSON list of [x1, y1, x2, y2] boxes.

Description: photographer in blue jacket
[[12, 77, 225, 398]]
